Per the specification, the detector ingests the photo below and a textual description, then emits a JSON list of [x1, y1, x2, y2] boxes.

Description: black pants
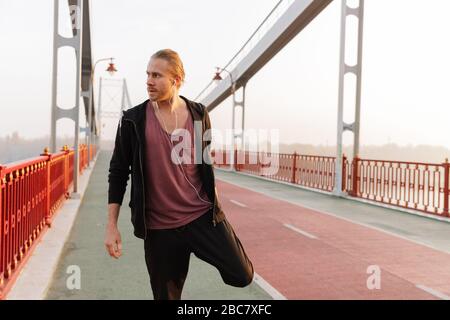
[[144, 208, 254, 300]]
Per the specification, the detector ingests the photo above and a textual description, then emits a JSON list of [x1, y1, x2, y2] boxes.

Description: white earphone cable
[[152, 96, 213, 206]]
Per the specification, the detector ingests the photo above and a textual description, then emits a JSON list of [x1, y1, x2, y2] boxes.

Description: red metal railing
[[213, 150, 341, 192], [348, 158, 450, 217], [212, 149, 450, 218], [79, 144, 87, 172], [211, 149, 233, 170], [0, 143, 96, 299]]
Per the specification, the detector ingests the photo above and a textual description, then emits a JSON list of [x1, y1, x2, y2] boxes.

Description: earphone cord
[[153, 100, 213, 206]]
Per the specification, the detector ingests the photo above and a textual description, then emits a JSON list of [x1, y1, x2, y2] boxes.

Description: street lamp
[[213, 66, 235, 94], [87, 57, 117, 165], [106, 59, 118, 76], [213, 66, 237, 171]]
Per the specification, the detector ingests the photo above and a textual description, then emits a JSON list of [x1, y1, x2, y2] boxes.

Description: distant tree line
[[0, 132, 76, 164], [2, 133, 450, 165], [212, 142, 450, 164]]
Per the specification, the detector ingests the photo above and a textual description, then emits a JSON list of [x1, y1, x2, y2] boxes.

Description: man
[[105, 49, 254, 300]]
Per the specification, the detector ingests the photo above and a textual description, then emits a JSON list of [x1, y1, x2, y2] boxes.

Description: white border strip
[[284, 223, 318, 239], [416, 285, 450, 300], [253, 272, 287, 300], [230, 199, 247, 207]]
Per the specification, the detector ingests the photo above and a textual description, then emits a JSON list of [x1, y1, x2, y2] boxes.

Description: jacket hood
[[121, 95, 205, 124]]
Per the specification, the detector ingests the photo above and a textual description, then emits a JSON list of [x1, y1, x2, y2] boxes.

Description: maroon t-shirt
[[144, 101, 213, 229]]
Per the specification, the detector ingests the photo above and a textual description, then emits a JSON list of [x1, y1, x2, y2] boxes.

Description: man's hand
[[104, 223, 122, 259]]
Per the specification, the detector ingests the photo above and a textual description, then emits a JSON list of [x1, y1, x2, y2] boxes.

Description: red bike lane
[[216, 179, 450, 299]]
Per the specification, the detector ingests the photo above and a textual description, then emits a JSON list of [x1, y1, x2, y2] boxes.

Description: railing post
[[291, 152, 298, 184], [234, 148, 238, 171], [349, 156, 360, 197], [83, 144, 87, 170], [82, 144, 85, 172], [0, 164, 4, 292], [40, 148, 52, 227], [443, 158, 449, 217], [259, 152, 264, 176], [79, 144, 82, 173], [61, 145, 70, 199], [211, 150, 216, 166], [79, 144, 84, 173], [342, 154, 347, 191]]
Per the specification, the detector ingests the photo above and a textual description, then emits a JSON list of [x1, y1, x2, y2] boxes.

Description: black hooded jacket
[[107, 95, 225, 240]]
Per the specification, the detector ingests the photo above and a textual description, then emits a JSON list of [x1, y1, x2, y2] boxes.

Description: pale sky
[[1, 0, 450, 149]]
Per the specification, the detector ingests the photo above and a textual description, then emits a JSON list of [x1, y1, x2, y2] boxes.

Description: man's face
[[146, 58, 175, 101]]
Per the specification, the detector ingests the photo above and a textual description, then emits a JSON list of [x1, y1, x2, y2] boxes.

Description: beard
[[148, 88, 177, 103]]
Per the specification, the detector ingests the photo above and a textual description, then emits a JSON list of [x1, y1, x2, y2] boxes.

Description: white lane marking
[[253, 272, 287, 300], [283, 223, 318, 239], [230, 199, 247, 207], [416, 285, 450, 300]]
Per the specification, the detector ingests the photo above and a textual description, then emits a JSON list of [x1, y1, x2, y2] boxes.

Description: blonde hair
[[151, 49, 185, 88]]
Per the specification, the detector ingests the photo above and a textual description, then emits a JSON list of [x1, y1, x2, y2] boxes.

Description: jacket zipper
[[204, 119, 217, 227], [213, 197, 217, 227], [211, 180, 217, 227], [211, 152, 217, 227], [123, 118, 148, 240]]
